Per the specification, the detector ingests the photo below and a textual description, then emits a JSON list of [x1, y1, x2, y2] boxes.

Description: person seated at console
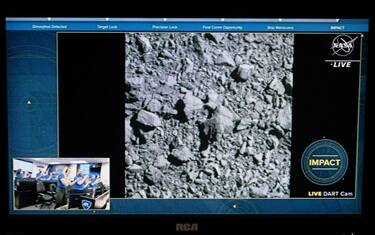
[[15, 169, 23, 180]]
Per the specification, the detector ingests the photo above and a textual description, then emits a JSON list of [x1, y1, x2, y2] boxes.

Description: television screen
[[3, 16, 370, 233]]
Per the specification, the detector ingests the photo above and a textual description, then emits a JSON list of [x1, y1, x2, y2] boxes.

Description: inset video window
[[13, 158, 110, 210]]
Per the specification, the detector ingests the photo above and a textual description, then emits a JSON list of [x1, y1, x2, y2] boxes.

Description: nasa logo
[[331, 34, 358, 57], [81, 199, 92, 210]]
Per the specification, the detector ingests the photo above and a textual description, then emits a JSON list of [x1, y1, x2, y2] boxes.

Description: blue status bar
[[5, 18, 369, 32]]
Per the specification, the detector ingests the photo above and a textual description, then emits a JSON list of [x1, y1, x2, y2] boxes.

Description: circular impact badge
[[301, 139, 348, 186]]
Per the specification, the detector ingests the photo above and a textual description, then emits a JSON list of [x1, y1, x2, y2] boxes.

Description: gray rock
[[233, 64, 253, 81], [253, 153, 263, 164], [182, 92, 204, 117], [250, 185, 269, 197], [160, 49, 173, 59], [282, 74, 293, 96], [205, 33, 225, 43], [268, 77, 285, 95], [127, 164, 143, 173], [192, 35, 205, 55], [215, 51, 235, 67], [161, 104, 178, 116], [136, 110, 162, 127], [171, 145, 193, 163], [239, 142, 247, 155], [234, 55, 243, 65], [201, 105, 235, 142], [125, 117, 135, 143], [136, 35, 152, 53], [138, 189, 147, 198], [277, 104, 292, 130], [154, 155, 170, 168], [144, 166, 163, 184], [183, 58, 194, 73], [235, 118, 253, 131], [146, 99, 162, 113], [124, 153, 133, 167], [206, 89, 220, 109], [126, 76, 145, 89], [165, 75, 177, 86]]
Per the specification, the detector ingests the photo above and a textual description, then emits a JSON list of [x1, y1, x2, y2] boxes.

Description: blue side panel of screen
[[7, 31, 58, 157]]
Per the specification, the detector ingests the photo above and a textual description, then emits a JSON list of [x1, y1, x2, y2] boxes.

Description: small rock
[[171, 145, 193, 163], [126, 76, 145, 89], [269, 124, 285, 138], [206, 89, 220, 109], [264, 94, 273, 104], [282, 74, 293, 96], [187, 171, 199, 181], [277, 104, 292, 130], [136, 110, 162, 127], [146, 99, 162, 113], [183, 58, 194, 73], [154, 155, 170, 168], [205, 33, 225, 43], [127, 164, 143, 173], [124, 153, 133, 167], [138, 189, 147, 198], [219, 75, 227, 85], [220, 159, 227, 167], [144, 166, 163, 185], [201, 146, 210, 158], [234, 55, 243, 65], [165, 75, 177, 86], [253, 153, 263, 164], [233, 64, 253, 81], [125, 117, 135, 143], [268, 77, 285, 95], [215, 52, 235, 67], [161, 104, 177, 116], [239, 142, 247, 154], [182, 92, 204, 117], [244, 34, 255, 43], [136, 35, 152, 53], [201, 105, 235, 142], [235, 118, 253, 131], [270, 136, 280, 149], [250, 185, 269, 197], [160, 49, 173, 59]]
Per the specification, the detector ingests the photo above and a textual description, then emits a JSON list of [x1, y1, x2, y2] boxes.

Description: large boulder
[[136, 110, 162, 127]]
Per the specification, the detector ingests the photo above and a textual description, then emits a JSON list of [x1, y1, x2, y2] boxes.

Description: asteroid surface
[[125, 33, 294, 198]]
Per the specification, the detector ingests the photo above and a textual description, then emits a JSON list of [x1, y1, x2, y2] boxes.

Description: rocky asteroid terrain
[[125, 32, 293, 198]]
